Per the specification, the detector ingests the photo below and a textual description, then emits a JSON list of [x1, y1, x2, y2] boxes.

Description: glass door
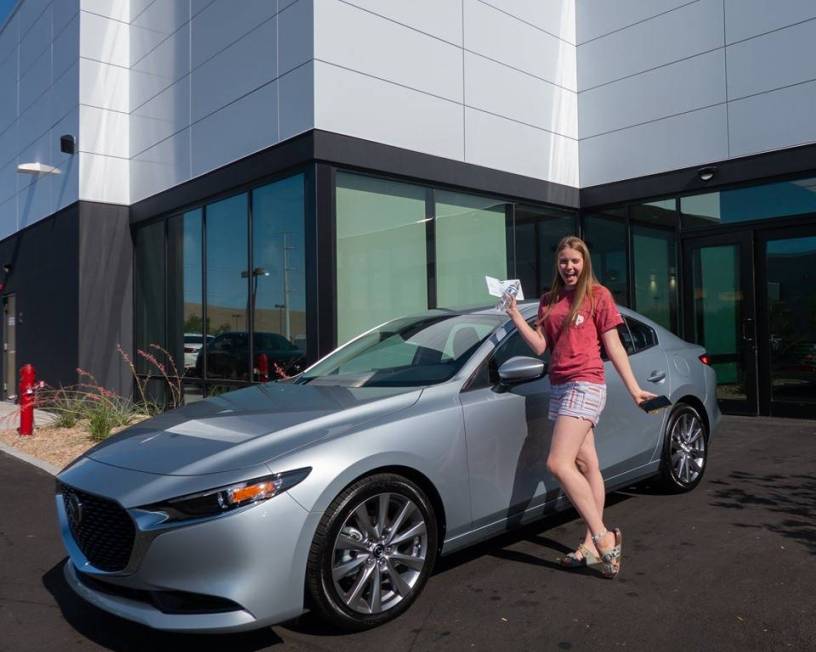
[[683, 232, 758, 415], [3, 294, 16, 400], [757, 226, 816, 418]]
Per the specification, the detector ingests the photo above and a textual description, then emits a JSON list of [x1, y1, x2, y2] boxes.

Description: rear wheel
[[306, 473, 438, 630], [658, 403, 708, 493]]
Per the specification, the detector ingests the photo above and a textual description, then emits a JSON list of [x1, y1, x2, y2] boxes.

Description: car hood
[[86, 383, 422, 476]]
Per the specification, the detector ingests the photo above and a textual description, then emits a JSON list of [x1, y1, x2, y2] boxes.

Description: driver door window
[[467, 320, 547, 389]]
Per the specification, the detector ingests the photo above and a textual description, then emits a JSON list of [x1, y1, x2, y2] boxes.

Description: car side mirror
[[498, 356, 546, 385]]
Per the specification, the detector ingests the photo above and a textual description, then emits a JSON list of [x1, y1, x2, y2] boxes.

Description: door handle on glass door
[[647, 371, 666, 383]]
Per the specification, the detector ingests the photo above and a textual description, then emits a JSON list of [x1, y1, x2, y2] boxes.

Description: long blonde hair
[[538, 236, 600, 329]]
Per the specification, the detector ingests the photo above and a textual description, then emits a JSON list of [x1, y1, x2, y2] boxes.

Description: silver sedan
[[56, 302, 719, 632]]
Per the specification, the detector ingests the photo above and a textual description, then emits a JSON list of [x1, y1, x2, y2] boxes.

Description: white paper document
[[485, 276, 524, 310]]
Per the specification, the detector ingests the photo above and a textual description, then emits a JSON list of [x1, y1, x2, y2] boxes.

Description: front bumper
[[57, 473, 321, 633]]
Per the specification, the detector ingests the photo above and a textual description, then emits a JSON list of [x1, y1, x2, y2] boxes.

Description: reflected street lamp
[[242, 267, 269, 327]]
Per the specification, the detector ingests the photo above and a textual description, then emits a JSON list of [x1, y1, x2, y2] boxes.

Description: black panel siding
[[0, 204, 80, 395], [78, 203, 133, 396]]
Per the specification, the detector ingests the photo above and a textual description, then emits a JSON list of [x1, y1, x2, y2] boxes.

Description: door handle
[[647, 370, 666, 383], [742, 317, 754, 343]]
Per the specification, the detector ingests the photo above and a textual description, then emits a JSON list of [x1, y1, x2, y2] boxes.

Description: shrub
[[34, 343, 184, 441], [88, 409, 115, 441]]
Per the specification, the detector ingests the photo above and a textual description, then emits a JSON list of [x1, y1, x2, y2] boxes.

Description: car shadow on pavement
[[42, 560, 285, 650], [707, 471, 816, 556], [433, 492, 631, 576]]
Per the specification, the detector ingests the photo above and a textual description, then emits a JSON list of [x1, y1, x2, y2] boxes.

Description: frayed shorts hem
[[548, 381, 607, 428]]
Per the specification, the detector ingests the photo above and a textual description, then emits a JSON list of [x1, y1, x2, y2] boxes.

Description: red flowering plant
[[34, 344, 184, 441]]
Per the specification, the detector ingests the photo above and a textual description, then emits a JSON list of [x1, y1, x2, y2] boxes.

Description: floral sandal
[[592, 528, 622, 578], [559, 542, 601, 568]]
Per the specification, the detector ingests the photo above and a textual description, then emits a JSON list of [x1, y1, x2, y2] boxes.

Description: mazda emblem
[[66, 493, 83, 527]]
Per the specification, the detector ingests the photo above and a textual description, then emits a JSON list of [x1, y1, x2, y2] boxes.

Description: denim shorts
[[548, 381, 607, 427]]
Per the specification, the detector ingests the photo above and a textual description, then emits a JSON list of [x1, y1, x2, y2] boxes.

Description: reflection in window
[[205, 194, 249, 380], [167, 209, 203, 377], [252, 175, 307, 377], [632, 225, 678, 332], [583, 215, 628, 306], [630, 199, 677, 227], [681, 176, 816, 228], [336, 173, 428, 345], [514, 206, 576, 298], [134, 221, 165, 374], [691, 245, 743, 399], [435, 191, 510, 309], [766, 236, 816, 406]]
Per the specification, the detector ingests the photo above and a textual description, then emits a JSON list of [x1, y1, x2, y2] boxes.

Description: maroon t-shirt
[[537, 285, 623, 385]]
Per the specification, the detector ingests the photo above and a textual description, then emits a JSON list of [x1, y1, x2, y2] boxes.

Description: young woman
[[505, 235, 655, 578]]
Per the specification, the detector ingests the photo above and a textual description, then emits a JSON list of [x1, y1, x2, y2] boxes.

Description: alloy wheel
[[331, 492, 428, 615], [669, 410, 706, 486]]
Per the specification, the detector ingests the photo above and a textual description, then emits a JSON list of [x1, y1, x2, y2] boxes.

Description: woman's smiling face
[[558, 246, 584, 288]]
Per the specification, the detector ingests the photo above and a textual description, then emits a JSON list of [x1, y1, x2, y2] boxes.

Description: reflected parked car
[[183, 333, 214, 369], [194, 331, 304, 379], [56, 303, 719, 633]]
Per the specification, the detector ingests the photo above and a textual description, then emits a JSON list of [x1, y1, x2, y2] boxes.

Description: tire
[[658, 402, 709, 493], [306, 473, 438, 631]]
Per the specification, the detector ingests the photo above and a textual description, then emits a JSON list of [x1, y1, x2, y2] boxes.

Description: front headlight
[[143, 467, 311, 523]]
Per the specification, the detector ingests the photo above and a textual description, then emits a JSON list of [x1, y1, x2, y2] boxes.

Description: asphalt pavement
[[1, 415, 814, 651]]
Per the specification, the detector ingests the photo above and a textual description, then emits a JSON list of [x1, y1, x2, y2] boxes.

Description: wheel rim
[[669, 411, 706, 486], [331, 492, 428, 615]]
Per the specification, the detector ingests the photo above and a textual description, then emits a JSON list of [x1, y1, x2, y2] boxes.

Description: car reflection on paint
[[55, 303, 719, 633]]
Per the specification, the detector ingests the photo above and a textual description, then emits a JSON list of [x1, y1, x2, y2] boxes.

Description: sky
[[0, 0, 16, 29]]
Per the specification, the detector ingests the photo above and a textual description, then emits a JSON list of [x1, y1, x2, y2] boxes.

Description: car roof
[[420, 300, 677, 339]]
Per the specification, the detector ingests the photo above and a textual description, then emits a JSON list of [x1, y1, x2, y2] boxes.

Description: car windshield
[[298, 313, 504, 387]]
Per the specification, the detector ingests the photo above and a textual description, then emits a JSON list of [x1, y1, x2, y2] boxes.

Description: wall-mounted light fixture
[[17, 162, 61, 175], [60, 134, 76, 155], [697, 166, 717, 182]]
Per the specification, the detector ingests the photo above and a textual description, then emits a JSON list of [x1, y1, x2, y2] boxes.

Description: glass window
[[336, 173, 428, 345], [632, 224, 678, 332], [299, 313, 503, 387], [134, 221, 165, 374], [435, 191, 511, 309], [681, 176, 816, 228], [625, 317, 658, 352], [690, 244, 743, 398], [766, 236, 816, 407], [205, 194, 249, 380], [630, 199, 677, 227], [252, 175, 307, 377], [583, 215, 628, 306], [514, 206, 576, 298], [167, 209, 203, 378], [601, 323, 635, 359]]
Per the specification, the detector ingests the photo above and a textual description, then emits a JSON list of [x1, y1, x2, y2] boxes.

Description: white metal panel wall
[[78, 0, 130, 205], [0, 0, 79, 239], [129, 0, 315, 204], [313, 0, 579, 188], [578, 0, 816, 186]]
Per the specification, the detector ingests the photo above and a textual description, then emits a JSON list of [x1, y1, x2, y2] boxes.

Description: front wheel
[[658, 403, 708, 493], [305, 473, 438, 630]]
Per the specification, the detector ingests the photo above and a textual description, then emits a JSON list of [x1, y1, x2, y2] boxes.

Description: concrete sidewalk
[[0, 398, 58, 426], [0, 400, 61, 475]]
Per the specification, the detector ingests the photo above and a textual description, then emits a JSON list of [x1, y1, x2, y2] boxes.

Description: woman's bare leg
[[547, 416, 608, 538], [575, 429, 606, 556]]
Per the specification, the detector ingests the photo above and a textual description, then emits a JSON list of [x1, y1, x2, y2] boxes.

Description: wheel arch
[[300, 463, 447, 611], [673, 394, 710, 437]]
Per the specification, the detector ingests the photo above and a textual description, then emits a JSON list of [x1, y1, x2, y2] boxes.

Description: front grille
[[59, 482, 135, 572]]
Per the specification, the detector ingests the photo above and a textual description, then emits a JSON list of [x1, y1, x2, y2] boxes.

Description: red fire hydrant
[[18, 364, 35, 436], [256, 353, 269, 383]]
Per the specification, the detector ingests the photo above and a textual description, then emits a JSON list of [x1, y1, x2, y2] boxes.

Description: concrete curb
[[0, 440, 60, 476]]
